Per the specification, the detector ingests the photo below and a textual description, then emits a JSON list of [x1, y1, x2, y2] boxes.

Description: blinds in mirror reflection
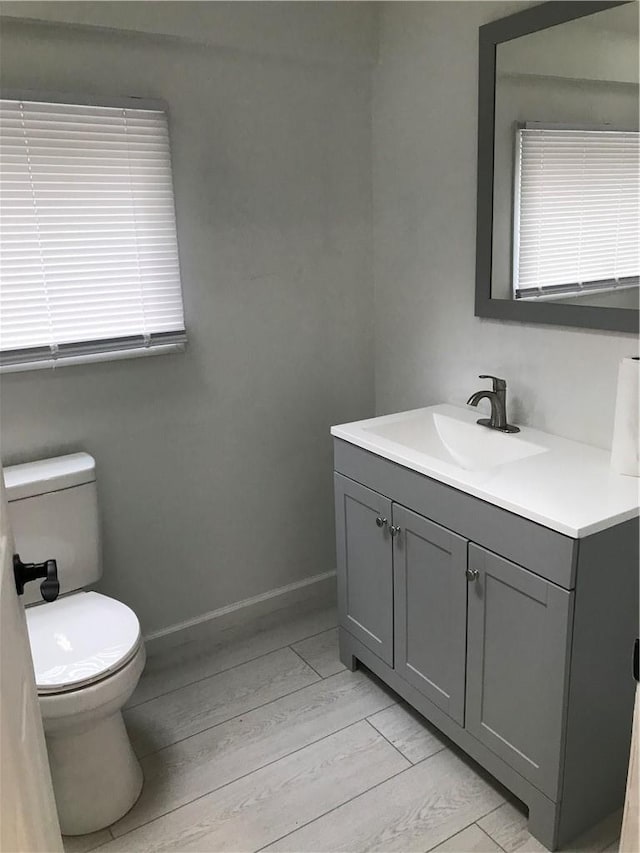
[[513, 126, 639, 301]]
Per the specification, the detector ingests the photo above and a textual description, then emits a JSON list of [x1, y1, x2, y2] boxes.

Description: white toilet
[[4, 453, 146, 836]]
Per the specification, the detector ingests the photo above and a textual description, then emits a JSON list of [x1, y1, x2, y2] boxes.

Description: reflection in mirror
[[491, 3, 639, 310]]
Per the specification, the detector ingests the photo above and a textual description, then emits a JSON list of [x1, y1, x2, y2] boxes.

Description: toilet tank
[[4, 453, 101, 607]]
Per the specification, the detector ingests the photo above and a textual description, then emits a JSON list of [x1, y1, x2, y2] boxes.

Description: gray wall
[[372, 1, 639, 448], [0, 7, 376, 634], [3, 1, 638, 639]]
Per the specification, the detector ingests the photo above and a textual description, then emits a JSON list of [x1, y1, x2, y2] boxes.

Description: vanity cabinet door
[[393, 505, 468, 725], [334, 474, 393, 666], [466, 544, 573, 799]]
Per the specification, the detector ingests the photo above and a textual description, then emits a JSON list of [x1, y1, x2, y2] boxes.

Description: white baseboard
[[143, 569, 337, 658]]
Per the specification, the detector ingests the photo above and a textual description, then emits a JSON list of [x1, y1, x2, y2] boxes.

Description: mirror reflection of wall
[[491, 3, 639, 309]]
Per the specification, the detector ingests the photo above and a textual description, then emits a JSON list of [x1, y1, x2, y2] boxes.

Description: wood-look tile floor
[[63, 602, 621, 853]]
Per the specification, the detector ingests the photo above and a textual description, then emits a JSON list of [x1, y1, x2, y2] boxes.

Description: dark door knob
[[13, 554, 60, 602]]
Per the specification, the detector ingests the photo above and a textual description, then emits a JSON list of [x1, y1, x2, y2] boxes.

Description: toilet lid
[[26, 591, 141, 694]]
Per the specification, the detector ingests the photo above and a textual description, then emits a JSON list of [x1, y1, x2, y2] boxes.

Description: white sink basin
[[362, 409, 547, 472], [331, 403, 640, 537]]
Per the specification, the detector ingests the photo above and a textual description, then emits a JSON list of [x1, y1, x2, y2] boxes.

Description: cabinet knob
[[465, 568, 479, 582], [375, 516, 388, 528], [390, 525, 401, 537]]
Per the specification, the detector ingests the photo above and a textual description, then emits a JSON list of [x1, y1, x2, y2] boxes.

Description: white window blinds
[[513, 126, 639, 300], [0, 96, 186, 370]]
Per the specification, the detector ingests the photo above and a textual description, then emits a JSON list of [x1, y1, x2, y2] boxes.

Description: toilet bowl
[[4, 453, 146, 836], [26, 591, 146, 835]]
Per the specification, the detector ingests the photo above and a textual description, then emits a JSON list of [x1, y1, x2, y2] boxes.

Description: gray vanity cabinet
[[334, 474, 393, 666], [393, 505, 467, 725], [465, 545, 573, 798], [334, 438, 638, 851]]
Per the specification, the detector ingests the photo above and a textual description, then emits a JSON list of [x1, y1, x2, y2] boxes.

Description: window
[[0, 94, 186, 371], [513, 124, 639, 301]]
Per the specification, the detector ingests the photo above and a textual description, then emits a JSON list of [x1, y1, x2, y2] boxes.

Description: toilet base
[[46, 710, 143, 835]]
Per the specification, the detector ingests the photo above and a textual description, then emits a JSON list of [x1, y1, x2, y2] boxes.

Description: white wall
[[373, 1, 639, 449], [0, 7, 376, 635]]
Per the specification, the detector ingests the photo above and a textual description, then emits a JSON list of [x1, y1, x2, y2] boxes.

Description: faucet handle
[[478, 375, 506, 392]]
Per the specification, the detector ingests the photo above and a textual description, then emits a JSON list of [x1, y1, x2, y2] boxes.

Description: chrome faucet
[[467, 375, 520, 434]]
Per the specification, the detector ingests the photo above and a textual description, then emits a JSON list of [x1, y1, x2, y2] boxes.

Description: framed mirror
[[475, 1, 639, 333]]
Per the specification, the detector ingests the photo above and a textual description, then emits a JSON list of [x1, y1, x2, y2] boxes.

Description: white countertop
[[331, 404, 640, 538]]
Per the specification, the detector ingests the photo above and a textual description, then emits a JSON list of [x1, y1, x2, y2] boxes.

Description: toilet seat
[[26, 591, 141, 694]]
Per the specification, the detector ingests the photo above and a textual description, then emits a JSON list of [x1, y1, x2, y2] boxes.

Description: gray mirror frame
[[475, 0, 639, 334]]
